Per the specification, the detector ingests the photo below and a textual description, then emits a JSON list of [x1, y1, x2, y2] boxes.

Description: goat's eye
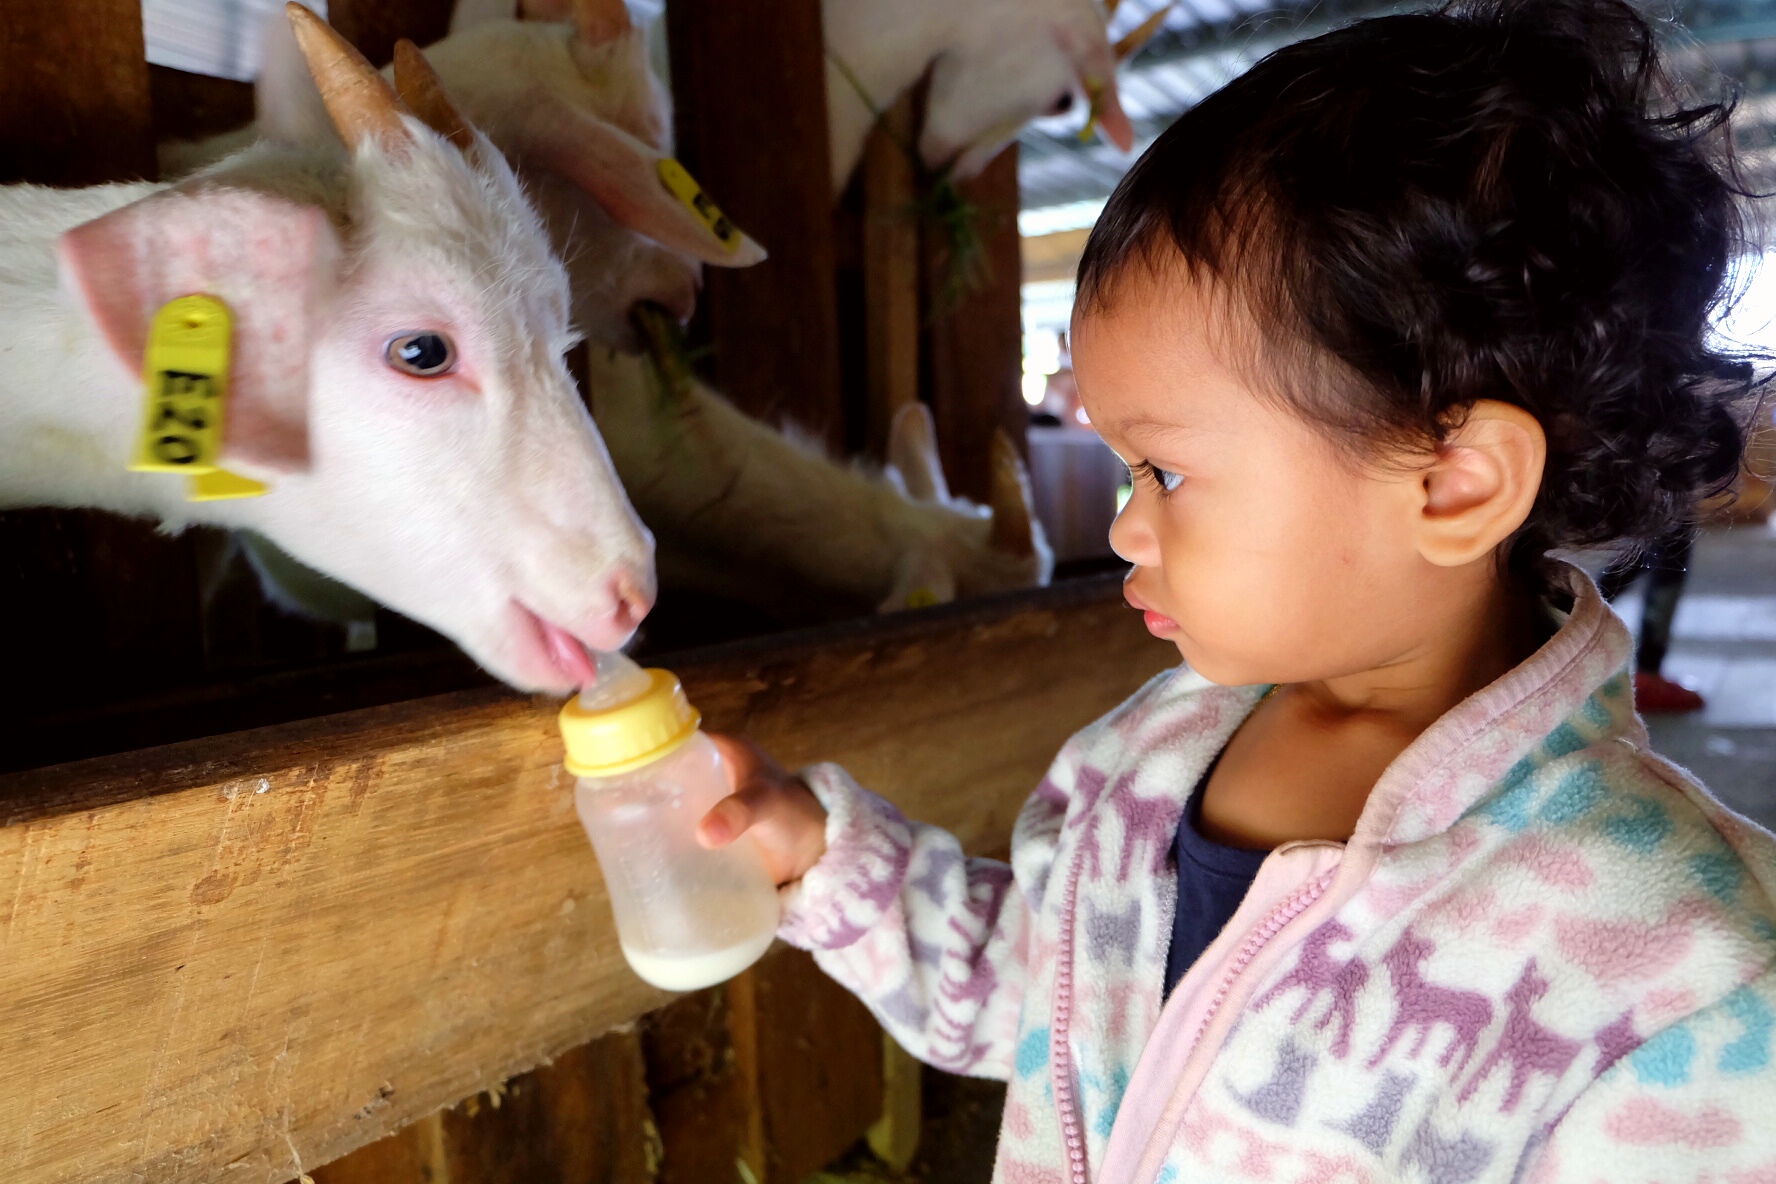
[[385, 332, 456, 377], [1047, 91, 1074, 116]]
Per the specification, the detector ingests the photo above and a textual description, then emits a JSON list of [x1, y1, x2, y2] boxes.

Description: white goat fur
[[587, 349, 1052, 617], [822, 0, 1128, 189], [1, 97, 655, 693]]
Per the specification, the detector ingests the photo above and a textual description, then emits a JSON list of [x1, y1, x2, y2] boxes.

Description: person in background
[[1596, 529, 1705, 712]]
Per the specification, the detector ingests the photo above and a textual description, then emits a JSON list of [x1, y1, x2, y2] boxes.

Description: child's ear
[[1412, 400, 1546, 567]]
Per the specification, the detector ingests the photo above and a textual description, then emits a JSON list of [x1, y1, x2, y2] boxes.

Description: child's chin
[[1176, 646, 1272, 689]]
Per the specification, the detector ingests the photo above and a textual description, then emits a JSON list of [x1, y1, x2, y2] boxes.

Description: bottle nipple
[[577, 649, 654, 712]]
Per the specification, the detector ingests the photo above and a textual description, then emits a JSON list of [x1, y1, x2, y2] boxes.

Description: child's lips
[[1123, 589, 1179, 635], [1141, 610, 1179, 635]]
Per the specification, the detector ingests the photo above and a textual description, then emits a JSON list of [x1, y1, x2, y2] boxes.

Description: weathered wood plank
[[922, 146, 1028, 502], [0, 577, 1169, 1184], [754, 949, 884, 1181], [859, 98, 923, 459], [311, 1027, 654, 1184], [666, 0, 844, 447]]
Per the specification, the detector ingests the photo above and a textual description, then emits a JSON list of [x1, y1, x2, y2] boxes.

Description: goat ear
[[518, 98, 767, 266], [58, 187, 339, 474], [987, 430, 1039, 558], [1092, 77, 1134, 152], [888, 403, 951, 503]]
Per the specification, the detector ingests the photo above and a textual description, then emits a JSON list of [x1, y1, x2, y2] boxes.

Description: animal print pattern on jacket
[[778, 567, 1776, 1183]]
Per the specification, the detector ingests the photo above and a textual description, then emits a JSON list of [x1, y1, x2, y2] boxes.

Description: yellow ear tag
[[906, 587, 940, 609], [1078, 77, 1107, 143], [129, 294, 267, 501], [656, 159, 741, 254]]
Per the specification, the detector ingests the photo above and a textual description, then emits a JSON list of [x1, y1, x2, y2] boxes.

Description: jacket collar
[[1349, 562, 1643, 849]]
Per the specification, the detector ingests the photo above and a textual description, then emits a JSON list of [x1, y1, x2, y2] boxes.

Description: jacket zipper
[[1186, 869, 1335, 1057], [1126, 866, 1338, 1184], [1051, 833, 1093, 1184], [1051, 824, 1337, 1184]]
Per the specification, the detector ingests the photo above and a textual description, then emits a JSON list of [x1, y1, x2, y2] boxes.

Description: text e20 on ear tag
[[129, 294, 266, 500], [656, 159, 741, 254], [132, 294, 231, 474]]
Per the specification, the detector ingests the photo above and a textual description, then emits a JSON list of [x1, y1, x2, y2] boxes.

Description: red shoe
[[1634, 672, 1706, 714]]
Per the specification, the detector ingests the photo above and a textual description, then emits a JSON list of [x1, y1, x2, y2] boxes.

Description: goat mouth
[[514, 601, 599, 687]]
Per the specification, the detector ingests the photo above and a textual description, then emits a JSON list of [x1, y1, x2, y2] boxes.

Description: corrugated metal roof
[[1021, 0, 1776, 211]]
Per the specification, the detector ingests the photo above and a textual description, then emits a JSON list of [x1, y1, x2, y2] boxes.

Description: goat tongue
[[538, 618, 598, 686]]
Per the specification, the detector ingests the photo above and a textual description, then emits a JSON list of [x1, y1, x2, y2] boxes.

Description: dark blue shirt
[[1163, 765, 1270, 997]]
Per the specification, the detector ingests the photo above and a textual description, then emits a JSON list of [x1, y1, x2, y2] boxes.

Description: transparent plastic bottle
[[558, 651, 780, 991]]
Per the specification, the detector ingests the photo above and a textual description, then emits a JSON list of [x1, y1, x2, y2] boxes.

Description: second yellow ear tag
[[129, 294, 267, 501], [656, 159, 741, 253]]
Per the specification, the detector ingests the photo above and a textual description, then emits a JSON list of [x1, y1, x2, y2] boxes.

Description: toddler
[[701, 1, 1776, 1179]]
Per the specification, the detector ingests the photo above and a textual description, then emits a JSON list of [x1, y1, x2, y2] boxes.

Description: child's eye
[[1134, 460, 1185, 494]]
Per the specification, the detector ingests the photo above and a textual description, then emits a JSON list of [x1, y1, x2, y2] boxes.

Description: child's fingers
[[709, 733, 788, 792], [697, 791, 756, 848]]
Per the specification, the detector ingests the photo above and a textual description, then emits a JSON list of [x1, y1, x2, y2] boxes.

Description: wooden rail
[[0, 576, 1172, 1184]]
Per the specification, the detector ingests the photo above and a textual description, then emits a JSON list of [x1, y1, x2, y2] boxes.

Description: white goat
[[0, 6, 657, 694], [823, 0, 1164, 190], [441, 0, 1157, 195], [161, 0, 1054, 624]]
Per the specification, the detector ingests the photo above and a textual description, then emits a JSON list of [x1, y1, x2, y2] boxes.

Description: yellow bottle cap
[[558, 668, 702, 778]]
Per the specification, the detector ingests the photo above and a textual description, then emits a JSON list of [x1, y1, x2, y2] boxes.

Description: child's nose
[[1108, 499, 1159, 567]]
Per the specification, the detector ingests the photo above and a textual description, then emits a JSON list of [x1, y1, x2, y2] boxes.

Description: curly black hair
[[1076, 0, 1761, 581]]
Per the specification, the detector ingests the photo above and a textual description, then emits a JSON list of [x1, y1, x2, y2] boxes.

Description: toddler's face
[[1074, 272, 1434, 687]]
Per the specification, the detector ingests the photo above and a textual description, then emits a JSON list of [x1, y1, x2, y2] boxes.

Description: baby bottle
[[558, 651, 781, 991]]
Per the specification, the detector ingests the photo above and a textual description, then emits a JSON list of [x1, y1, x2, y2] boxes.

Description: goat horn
[[888, 403, 951, 503], [987, 430, 1037, 558], [573, 0, 633, 46], [1114, 8, 1168, 61], [392, 40, 475, 152], [285, 3, 411, 152]]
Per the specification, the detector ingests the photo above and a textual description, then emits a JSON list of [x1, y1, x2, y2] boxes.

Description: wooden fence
[[0, 578, 1172, 1183]]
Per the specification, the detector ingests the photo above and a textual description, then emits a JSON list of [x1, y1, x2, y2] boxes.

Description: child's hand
[[699, 734, 828, 886]]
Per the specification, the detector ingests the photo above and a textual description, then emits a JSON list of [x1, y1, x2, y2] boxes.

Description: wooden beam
[[0, 577, 1172, 1184], [148, 65, 254, 145], [922, 146, 1029, 502], [859, 98, 923, 459], [666, 0, 844, 448], [0, 0, 155, 185]]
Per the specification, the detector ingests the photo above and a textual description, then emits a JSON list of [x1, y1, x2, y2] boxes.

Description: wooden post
[[0, 0, 221, 759], [666, 0, 845, 449], [858, 99, 923, 459], [921, 146, 1028, 503], [0, 0, 155, 185], [327, 0, 457, 68]]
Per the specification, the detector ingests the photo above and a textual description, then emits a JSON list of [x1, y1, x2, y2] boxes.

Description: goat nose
[[609, 571, 655, 635]]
